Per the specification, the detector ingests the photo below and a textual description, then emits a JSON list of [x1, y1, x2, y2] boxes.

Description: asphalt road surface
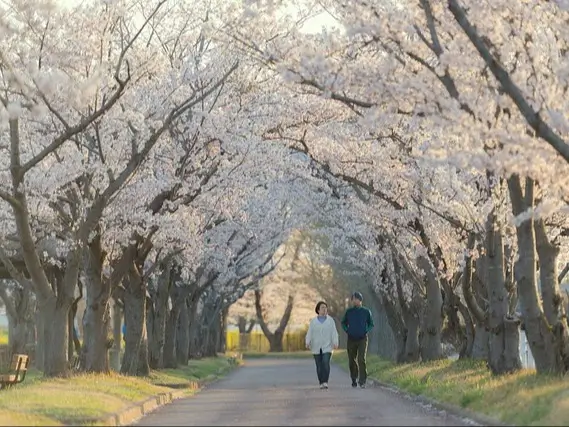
[[134, 358, 476, 426]]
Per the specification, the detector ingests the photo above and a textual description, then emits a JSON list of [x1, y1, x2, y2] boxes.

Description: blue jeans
[[313, 350, 332, 384]]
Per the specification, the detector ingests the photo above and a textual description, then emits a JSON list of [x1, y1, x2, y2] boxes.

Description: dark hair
[[315, 301, 328, 314]]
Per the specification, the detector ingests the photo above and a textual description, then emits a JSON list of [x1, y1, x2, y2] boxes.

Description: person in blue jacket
[[341, 291, 374, 388]]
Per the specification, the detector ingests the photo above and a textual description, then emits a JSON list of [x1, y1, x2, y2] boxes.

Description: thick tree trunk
[[148, 265, 171, 369], [535, 218, 569, 372], [472, 325, 489, 360], [417, 257, 443, 361], [217, 307, 228, 353], [392, 257, 421, 362], [34, 307, 45, 369], [462, 234, 489, 361], [379, 292, 407, 363], [254, 290, 294, 353], [508, 176, 560, 374], [163, 286, 186, 369], [457, 300, 475, 359], [38, 296, 71, 377], [110, 300, 122, 371], [486, 213, 521, 374], [188, 301, 201, 359], [0, 284, 33, 357], [404, 315, 421, 362], [176, 299, 190, 365], [121, 268, 150, 376], [267, 332, 284, 352], [163, 312, 178, 368], [82, 234, 111, 373]]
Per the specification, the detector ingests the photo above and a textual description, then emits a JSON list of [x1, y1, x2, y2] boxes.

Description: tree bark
[[82, 232, 111, 373], [110, 299, 122, 371], [392, 257, 421, 362], [176, 298, 190, 365], [148, 263, 171, 369], [217, 307, 228, 353], [187, 294, 201, 359], [535, 218, 569, 372], [379, 291, 407, 363], [38, 294, 71, 377], [462, 234, 489, 360], [254, 290, 294, 353], [121, 266, 150, 376], [485, 212, 521, 374], [508, 175, 560, 374], [163, 285, 187, 369], [417, 256, 443, 361], [457, 299, 475, 359], [0, 283, 33, 356]]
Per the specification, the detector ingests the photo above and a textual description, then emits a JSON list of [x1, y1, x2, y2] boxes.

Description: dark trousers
[[313, 350, 332, 384], [347, 336, 368, 384]]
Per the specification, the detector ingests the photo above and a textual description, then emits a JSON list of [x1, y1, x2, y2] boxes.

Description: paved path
[[134, 358, 475, 426]]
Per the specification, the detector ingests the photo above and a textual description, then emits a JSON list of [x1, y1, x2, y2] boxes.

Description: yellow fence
[[226, 330, 307, 352]]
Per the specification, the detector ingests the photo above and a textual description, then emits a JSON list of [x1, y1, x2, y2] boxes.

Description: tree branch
[[448, 0, 569, 163]]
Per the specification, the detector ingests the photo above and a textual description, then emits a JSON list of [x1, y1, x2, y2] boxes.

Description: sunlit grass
[[0, 355, 236, 426], [334, 353, 569, 426]]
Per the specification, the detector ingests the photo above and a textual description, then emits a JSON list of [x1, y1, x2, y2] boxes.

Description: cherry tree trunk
[[163, 306, 180, 369], [34, 308, 45, 369], [4, 285, 34, 356], [7, 312, 28, 356], [404, 315, 421, 362], [471, 325, 489, 360], [509, 176, 560, 374], [485, 214, 521, 374], [535, 219, 569, 372], [82, 237, 111, 373], [217, 307, 228, 353], [147, 268, 171, 369], [38, 296, 71, 377], [417, 257, 443, 361], [176, 299, 190, 365], [163, 287, 187, 369], [110, 300, 122, 371], [187, 297, 200, 359], [378, 292, 407, 363], [121, 269, 150, 376], [457, 301, 475, 359]]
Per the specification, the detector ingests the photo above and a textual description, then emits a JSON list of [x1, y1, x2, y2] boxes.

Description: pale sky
[[54, 0, 340, 34]]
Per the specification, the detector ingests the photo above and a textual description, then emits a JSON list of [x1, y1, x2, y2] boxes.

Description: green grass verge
[[0, 328, 7, 346], [0, 355, 239, 426], [334, 352, 569, 426]]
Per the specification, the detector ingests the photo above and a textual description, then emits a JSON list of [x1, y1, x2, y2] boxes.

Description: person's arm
[[365, 308, 374, 333], [305, 320, 312, 349], [341, 309, 349, 333], [332, 320, 339, 348]]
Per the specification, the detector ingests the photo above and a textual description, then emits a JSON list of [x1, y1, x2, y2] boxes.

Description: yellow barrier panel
[[226, 330, 308, 352]]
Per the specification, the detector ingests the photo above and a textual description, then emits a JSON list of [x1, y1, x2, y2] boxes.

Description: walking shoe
[[352, 380, 357, 388], [319, 383, 325, 389], [359, 383, 366, 389], [322, 382, 328, 389]]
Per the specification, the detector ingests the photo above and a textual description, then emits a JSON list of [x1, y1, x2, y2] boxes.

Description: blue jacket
[[341, 306, 374, 340]]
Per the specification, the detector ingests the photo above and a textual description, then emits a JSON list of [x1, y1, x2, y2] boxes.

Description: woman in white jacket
[[305, 301, 339, 389]]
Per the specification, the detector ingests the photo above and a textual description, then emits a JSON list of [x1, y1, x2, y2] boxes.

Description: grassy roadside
[[0, 355, 240, 426], [334, 352, 569, 426]]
